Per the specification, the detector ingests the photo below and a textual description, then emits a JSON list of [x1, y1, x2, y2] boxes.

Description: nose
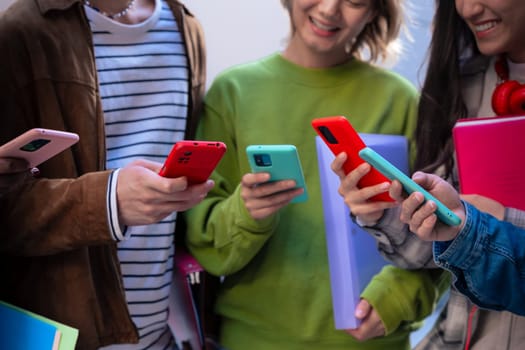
[[455, 0, 483, 19], [318, 0, 340, 18]]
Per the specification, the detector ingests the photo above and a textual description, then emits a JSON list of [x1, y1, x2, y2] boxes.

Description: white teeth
[[311, 18, 337, 31], [475, 21, 497, 32]]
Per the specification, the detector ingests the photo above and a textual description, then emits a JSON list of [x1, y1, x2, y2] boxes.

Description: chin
[[476, 43, 506, 58]]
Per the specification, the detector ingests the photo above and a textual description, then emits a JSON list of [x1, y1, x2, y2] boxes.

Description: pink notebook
[[453, 115, 525, 211]]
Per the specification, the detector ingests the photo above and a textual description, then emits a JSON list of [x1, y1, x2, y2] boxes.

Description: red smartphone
[[311, 116, 393, 202], [159, 140, 227, 184], [0, 128, 79, 168]]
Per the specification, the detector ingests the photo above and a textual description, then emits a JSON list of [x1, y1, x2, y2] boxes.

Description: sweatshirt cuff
[[107, 169, 129, 241]]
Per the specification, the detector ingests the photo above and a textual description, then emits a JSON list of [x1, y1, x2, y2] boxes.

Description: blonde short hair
[[280, 0, 407, 63]]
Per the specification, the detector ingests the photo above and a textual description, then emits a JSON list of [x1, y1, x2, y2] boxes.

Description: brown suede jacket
[[0, 0, 206, 349]]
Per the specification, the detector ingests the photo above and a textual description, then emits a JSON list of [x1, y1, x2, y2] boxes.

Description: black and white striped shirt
[[85, 1, 188, 349]]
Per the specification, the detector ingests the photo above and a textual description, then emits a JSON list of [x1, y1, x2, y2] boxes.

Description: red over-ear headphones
[[491, 55, 525, 116]]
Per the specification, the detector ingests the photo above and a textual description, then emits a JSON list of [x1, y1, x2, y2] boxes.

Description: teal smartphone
[[246, 144, 308, 203], [359, 147, 461, 226]]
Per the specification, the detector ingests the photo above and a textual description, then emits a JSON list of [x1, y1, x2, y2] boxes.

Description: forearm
[[362, 207, 436, 269], [434, 202, 525, 315], [185, 184, 277, 276], [362, 265, 450, 334], [0, 171, 114, 256]]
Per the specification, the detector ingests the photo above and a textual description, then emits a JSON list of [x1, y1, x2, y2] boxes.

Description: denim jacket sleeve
[[433, 201, 525, 316]]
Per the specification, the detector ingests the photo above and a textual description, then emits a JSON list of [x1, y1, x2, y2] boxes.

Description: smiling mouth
[[474, 20, 500, 33], [310, 17, 339, 32]]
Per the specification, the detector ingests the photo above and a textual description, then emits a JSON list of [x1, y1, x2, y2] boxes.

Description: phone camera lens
[[20, 138, 51, 152], [318, 126, 338, 144], [254, 154, 271, 167]]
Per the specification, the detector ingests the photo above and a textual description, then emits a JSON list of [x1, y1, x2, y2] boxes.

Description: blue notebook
[[316, 134, 409, 329], [0, 301, 60, 350]]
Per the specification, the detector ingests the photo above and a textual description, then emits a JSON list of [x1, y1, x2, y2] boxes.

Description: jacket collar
[[35, 0, 194, 17], [461, 54, 491, 77], [36, 0, 83, 14]]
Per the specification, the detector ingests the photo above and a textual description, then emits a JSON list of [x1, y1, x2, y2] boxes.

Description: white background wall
[[0, 0, 434, 88]]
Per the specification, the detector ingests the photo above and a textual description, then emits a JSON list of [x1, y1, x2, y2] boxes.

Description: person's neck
[[282, 40, 353, 68], [84, 0, 155, 25], [507, 53, 525, 64], [282, 44, 351, 68]]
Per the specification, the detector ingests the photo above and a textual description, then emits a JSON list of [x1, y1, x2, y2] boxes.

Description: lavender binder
[[315, 134, 409, 329]]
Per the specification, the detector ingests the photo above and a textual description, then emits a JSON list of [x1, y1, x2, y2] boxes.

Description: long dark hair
[[414, 0, 479, 176]]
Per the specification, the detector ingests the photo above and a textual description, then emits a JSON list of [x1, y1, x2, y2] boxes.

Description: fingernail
[[379, 182, 390, 190]]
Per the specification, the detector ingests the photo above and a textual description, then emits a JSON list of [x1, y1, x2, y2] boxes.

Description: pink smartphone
[[0, 128, 79, 167], [159, 140, 227, 184]]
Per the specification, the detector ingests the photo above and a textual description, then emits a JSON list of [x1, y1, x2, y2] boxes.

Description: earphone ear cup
[[492, 80, 521, 115], [509, 85, 525, 115]]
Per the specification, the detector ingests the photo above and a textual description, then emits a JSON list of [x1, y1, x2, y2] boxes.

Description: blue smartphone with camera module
[[246, 144, 308, 203], [359, 147, 461, 226]]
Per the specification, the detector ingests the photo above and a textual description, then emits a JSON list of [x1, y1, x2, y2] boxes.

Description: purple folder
[[315, 134, 408, 329]]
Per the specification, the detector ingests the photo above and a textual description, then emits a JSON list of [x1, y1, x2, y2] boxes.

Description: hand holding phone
[[0, 128, 79, 168], [358, 147, 461, 226], [311, 116, 393, 202], [159, 140, 226, 184], [246, 144, 308, 203]]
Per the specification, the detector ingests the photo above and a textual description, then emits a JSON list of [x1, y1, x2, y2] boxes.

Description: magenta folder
[[168, 250, 204, 350], [453, 115, 525, 211], [316, 134, 409, 329]]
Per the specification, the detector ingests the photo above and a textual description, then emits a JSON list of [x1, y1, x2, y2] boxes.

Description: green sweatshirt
[[185, 54, 448, 350]]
